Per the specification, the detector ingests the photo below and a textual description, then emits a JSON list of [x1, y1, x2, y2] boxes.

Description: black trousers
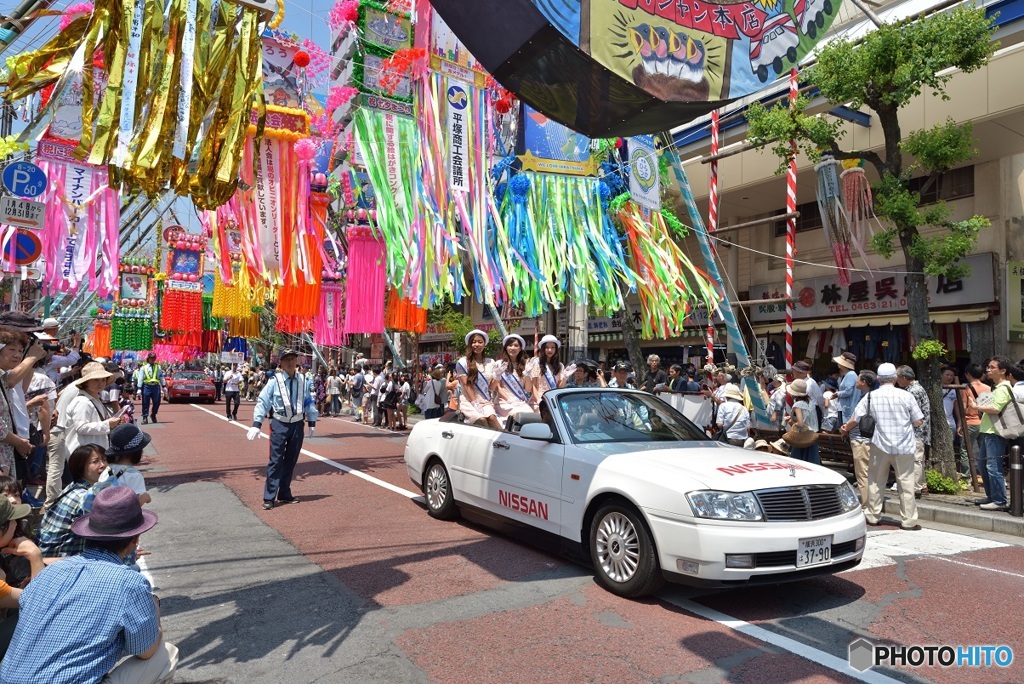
[[264, 419, 304, 502], [214, 381, 223, 402], [224, 391, 240, 418]]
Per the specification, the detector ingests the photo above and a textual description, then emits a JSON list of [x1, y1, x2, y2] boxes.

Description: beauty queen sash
[[544, 366, 558, 390], [502, 370, 529, 402], [457, 359, 490, 401]]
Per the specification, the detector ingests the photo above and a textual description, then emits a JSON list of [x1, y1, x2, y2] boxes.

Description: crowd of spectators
[[0, 313, 176, 683]]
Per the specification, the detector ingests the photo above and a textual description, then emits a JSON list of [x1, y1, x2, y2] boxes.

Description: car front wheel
[[423, 460, 458, 520], [589, 502, 663, 598]]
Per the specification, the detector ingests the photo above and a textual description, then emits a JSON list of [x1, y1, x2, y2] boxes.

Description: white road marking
[[661, 594, 904, 684], [189, 403, 425, 502], [848, 527, 1008, 572]]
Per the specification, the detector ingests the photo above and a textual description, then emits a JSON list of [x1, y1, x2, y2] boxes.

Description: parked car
[[166, 370, 216, 403], [404, 388, 865, 597]]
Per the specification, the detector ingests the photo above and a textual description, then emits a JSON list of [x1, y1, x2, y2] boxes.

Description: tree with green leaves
[[745, 5, 996, 479]]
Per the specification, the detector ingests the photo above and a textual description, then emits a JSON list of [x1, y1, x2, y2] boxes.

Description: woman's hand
[[107, 415, 123, 429]]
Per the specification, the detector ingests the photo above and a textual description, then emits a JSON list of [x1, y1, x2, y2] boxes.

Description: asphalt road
[[137, 400, 1024, 684]]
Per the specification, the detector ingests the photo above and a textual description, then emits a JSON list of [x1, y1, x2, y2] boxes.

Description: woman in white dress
[[492, 334, 533, 420], [526, 334, 575, 410], [456, 330, 502, 430]]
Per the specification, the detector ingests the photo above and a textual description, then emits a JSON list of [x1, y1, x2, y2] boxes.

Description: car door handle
[[441, 431, 454, 439], [493, 441, 510, 450]]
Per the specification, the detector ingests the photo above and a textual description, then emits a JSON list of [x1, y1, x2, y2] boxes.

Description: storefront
[[558, 301, 726, 368], [748, 252, 997, 371]]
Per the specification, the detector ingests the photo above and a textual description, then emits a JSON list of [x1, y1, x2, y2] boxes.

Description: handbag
[[782, 426, 819, 448], [716, 410, 740, 443], [858, 393, 876, 438]]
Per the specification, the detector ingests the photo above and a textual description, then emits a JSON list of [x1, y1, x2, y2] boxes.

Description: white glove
[[246, 426, 261, 441], [307, 426, 315, 438]]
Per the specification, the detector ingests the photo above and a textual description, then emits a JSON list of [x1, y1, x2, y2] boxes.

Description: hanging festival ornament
[[342, 224, 386, 334], [815, 157, 856, 286], [840, 160, 878, 274], [3, 0, 270, 208], [160, 226, 206, 333], [109, 254, 156, 351]]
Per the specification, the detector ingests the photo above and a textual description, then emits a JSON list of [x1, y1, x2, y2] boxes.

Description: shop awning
[[750, 308, 990, 336]]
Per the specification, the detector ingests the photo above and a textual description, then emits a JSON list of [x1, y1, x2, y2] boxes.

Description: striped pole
[[785, 68, 798, 369], [706, 110, 720, 365], [663, 140, 770, 425]]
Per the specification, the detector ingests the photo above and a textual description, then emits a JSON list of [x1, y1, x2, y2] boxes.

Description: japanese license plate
[[796, 535, 832, 568], [190, 392, 200, 397]]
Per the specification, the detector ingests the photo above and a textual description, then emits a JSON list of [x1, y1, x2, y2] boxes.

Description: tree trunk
[[617, 285, 645, 381], [900, 231, 956, 479]]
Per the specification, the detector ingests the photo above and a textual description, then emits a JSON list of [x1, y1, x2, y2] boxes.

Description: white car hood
[[592, 443, 846, 491]]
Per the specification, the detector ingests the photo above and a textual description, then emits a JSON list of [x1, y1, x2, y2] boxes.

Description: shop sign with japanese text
[[749, 253, 994, 322]]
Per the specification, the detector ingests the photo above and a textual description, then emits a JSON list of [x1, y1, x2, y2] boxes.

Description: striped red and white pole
[[785, 68, 799, 369], [707, 109, 720, 364]]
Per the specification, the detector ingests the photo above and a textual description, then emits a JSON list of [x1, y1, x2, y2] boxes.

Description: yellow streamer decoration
[[2, 0, 266, 209]]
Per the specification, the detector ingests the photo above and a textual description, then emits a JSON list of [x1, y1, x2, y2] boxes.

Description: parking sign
[[1, 162, 48, 198]]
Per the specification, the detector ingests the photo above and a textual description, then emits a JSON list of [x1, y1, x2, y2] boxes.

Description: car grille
[[754, 485, 844, 522], [753, 540, 860, 568]]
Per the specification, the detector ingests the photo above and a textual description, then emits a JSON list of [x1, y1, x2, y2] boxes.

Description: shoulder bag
[[994, 385, 1024, 439], [858, 393, 876, 438]]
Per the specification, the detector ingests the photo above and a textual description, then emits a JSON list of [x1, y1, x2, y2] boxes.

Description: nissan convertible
[[404, 388, 865, 597]]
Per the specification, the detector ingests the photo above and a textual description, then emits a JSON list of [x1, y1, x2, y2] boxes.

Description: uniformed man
[[136, 352, 164, 424], [247, 349, 318, 510]]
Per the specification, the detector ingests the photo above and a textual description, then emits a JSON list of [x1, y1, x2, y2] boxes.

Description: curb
[[884, 496, 1024, 536]]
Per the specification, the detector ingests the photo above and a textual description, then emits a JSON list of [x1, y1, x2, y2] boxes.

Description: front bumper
[[644, 507, 866, 585]]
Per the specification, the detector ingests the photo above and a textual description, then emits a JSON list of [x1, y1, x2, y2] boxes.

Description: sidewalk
[[886, 490, 1024, 536]]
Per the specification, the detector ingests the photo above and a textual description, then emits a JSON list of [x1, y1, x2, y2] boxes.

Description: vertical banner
[[1008, 262, 1024, 342], [63, 163, 92, 287], [446, 82, 469, 192], [628, 135, 660, 212]]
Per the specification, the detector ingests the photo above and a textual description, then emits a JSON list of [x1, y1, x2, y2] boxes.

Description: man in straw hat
[[1, 487, 178, 683], [715, 384, 749, 446]]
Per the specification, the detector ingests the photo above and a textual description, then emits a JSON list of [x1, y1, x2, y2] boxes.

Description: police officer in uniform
[[137, 352, 164, 424], [247, 350, 318, 510]]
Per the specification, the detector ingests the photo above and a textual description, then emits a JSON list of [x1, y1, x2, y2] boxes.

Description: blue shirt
[[1, 549, 159, 684], [836, 369, 862, 420], [252, 370, 318, 427]]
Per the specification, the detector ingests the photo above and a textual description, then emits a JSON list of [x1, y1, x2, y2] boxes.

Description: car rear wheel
[[423, 459, 458, 520], [589, 502, 663, 598]]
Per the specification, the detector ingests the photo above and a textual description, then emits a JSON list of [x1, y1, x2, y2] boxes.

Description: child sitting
[[98, 424, 151, 506]]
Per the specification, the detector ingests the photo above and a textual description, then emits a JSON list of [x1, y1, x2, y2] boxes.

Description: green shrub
[[925, 468, 964, 494]]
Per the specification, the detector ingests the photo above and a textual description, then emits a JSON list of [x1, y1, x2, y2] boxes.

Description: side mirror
[[519, 422, 555, 441]]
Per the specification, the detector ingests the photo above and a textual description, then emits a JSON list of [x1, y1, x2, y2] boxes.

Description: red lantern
[[294, 51, 310, 68]]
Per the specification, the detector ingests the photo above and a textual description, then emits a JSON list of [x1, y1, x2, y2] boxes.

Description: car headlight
[[687, 491, 763, 521], [837, 482, 860, 513]]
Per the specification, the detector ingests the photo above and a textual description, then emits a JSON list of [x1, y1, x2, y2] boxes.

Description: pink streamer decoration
[[315, 282, 346, 346], [342, 225, 386, 334]]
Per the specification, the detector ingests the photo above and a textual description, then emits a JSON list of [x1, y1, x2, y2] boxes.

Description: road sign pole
[[10, 275, 20, 312]]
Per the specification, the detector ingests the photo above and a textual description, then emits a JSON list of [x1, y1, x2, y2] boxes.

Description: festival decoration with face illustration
[[430, 0, 841, 136]]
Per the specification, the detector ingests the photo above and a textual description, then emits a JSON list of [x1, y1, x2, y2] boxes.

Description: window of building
[[905, 165, 975, 205], [772, 200, 822, 237]]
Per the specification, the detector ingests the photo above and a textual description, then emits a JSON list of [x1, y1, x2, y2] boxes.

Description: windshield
[[555, 391, 708, 444], [174, 372, 209, 382]]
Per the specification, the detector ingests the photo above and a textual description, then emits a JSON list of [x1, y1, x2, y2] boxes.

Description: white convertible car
[[404, 388, 866, 597]]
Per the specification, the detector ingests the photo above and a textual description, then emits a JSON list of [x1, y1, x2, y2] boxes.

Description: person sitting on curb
[[0, 486, 178, 684], [0, 497, 45, 659]]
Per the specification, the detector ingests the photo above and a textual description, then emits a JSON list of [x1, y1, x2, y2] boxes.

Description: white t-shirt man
[[223, 369, 242, 393]]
